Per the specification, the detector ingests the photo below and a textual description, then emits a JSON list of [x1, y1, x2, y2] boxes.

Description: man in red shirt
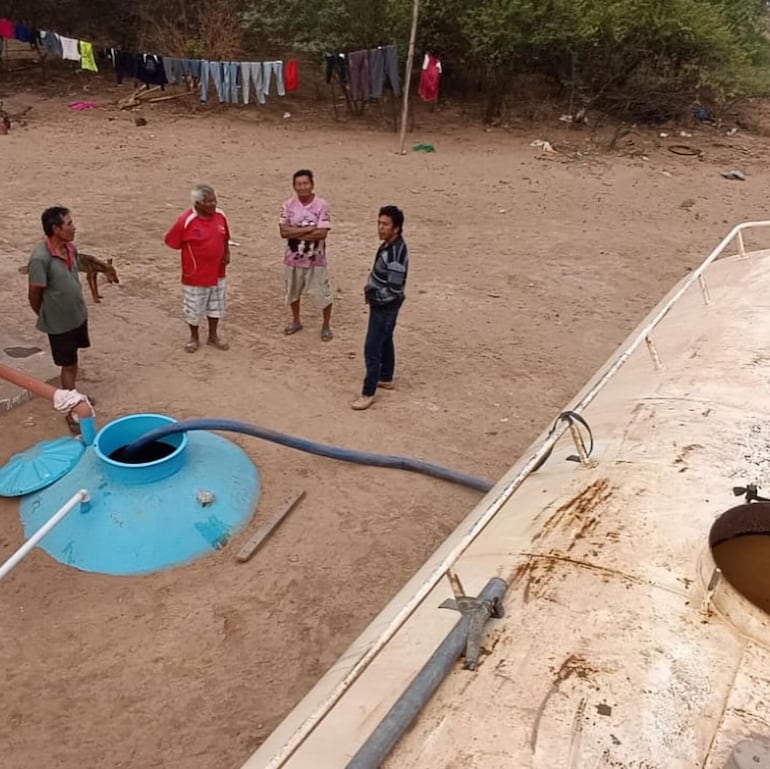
[[164, 184, 231, 352]]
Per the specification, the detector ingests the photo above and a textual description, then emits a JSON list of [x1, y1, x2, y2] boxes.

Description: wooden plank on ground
[[235, 489, 305, 563]]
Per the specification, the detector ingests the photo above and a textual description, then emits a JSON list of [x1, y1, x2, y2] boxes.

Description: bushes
[[12, 0, 770, 122]]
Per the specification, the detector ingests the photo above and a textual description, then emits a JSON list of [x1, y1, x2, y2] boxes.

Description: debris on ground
[[530, 138, 556, 154], [721, 169, 746, 181]]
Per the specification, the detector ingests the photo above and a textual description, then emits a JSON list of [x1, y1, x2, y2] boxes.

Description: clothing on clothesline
[[60, 36, 80, 61], [418, 53, 441, 102], [368, 45, 399, 98], [285, 59, 298, 92], [223, 61, 240, 103], [114, 50, 136, 83], [79, 41, 98, 72], [201, 60, 226, 102], [325, 53, 348, 85], [135, 54, 168, 87], [348, 50, 369, 101], [180, 59, 202, 80], [14, 23, 34, 43], [262, 61, 285, 97], [40, 30, 63, 57], [0, 19, 14, 38], [163, 56, 180, 84], [241, 62, 265, 105]]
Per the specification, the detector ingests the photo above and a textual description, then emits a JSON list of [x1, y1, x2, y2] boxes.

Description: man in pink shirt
[[279, 169, 334, 341]]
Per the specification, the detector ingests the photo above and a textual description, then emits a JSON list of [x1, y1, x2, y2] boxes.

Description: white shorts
[[284, 266, 333, 309], [183, 279, 226, 325]]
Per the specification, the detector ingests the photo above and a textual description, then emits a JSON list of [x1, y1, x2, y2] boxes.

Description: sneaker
[[351, 394, 376, 411], [377, 380, 395, 390]]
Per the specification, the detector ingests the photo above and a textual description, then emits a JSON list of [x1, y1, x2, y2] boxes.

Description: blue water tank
[[19, 414, 261, 575]]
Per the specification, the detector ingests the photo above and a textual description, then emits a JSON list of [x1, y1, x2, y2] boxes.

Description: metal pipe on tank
[[345, 577, 508, 769]]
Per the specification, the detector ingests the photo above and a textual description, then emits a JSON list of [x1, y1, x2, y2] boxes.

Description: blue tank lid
[[0, 436, 85, 497]]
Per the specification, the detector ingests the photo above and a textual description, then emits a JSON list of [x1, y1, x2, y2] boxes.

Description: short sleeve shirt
[[27, 240, 88, 335], [280, 196, 331, 268], [164, 208, 230, 286]]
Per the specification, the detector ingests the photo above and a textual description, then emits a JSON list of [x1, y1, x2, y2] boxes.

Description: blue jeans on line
[[200, 60, 210, 101], [362, 304, 400, 396], [262, 60, 285, 97]]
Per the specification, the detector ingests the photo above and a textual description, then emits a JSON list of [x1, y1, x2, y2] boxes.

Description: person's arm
[[300, 228, 329, 241], [28, 285, 44, 315], [223, 215, 232, 265], [164, 215, 184, 250], [385, 242, 408, 295], [302, 201, 332, 241], [279, 223, 314, 239], [27, 255, 47, 315]]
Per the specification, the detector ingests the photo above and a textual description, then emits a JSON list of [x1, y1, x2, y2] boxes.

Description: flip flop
[[284, 322, 303, 336], [321, 328, 333, 342], [207, 338, 230, 351], [184, 340, 199, 353]]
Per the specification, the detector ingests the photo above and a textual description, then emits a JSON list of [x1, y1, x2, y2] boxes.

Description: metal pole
[[345, 577, 507, 769], [0, 489, 89, 580], [398, 0, 420, 155]]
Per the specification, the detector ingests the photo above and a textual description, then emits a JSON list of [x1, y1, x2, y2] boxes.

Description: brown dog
[[19, 252, 120, 303]]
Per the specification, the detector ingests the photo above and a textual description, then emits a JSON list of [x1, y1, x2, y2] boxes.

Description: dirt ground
[[2, 73, 770, 769]]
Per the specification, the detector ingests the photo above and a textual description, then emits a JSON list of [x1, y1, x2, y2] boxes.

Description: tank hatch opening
[[710, 502, 770, 616]]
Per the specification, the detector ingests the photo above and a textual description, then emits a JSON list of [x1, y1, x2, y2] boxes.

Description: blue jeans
[[262, 61, 285, 96], [362, 304, 400, 396], [224, 61, 239, 103], [200, 60, 210, 101], [241, 61, 265, 105]]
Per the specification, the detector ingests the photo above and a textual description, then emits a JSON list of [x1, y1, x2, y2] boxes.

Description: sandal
[[284, 322, 303, 336], [321, 328, 333, 342], [207, 338, 230, 351], [184, 340, 199, 353]]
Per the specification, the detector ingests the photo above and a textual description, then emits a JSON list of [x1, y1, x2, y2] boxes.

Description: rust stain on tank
[[533, 478, 613, 544]]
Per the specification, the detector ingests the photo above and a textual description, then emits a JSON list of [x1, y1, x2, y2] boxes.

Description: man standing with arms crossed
[[279, 169, 334, 341], [165, 184, 231, 353], [27, 206, 96, 431]]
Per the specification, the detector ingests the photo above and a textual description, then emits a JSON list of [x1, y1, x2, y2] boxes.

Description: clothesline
[[1, 18, 441, 107], [0, 18, 298, 105]]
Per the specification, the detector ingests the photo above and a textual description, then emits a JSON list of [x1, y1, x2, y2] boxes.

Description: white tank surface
[[246, 225, 770, 769]]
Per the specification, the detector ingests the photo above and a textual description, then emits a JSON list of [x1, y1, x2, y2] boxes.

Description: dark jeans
[[363, 304, 400, 396]]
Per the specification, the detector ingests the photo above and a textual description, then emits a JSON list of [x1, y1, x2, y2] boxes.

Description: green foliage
[[8, 0, 770, 121]]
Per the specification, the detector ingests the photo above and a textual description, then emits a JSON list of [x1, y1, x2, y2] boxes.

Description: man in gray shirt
[[27, 206, 93, 402]]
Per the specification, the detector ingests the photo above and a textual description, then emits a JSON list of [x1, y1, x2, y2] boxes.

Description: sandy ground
[[2, 76, 770, 769]]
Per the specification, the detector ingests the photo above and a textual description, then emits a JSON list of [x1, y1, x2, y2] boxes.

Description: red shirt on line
[[164, 208, 230, 287]]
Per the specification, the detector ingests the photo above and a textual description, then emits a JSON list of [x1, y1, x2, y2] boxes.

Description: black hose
[[122, 418, 494, 492]]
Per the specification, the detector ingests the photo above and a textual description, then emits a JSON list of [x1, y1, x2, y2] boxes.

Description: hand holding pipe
[[0, 363, 96, 445]]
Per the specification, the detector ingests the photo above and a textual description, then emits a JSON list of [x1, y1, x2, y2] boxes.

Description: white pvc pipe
[[0, 489, 89, 580], [258, 221, 770, 769]]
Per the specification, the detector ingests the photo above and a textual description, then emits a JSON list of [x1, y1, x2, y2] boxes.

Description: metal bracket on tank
[[439, 570, 505, 671]]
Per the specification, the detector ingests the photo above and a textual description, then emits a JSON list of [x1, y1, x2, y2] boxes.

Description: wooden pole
[[398, 0, 420, 155]]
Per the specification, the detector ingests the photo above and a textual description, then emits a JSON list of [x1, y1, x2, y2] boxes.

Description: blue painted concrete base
[[20, 431, 260, 576]]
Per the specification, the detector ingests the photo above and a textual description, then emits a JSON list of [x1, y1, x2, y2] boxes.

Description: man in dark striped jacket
[[352, 205, 408, 411]]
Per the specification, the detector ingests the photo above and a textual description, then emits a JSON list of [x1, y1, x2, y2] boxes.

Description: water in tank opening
[[108, 441, 177, 464], [712, 534, 770, 615]]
